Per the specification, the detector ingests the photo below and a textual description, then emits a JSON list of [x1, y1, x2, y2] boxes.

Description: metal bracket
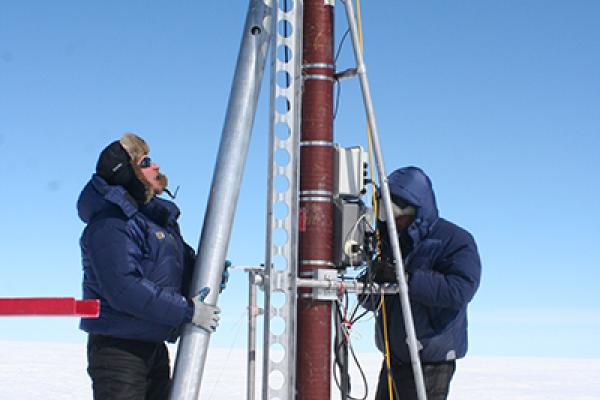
[[334, 67, 357, 81], [312, 269, 339, 300]]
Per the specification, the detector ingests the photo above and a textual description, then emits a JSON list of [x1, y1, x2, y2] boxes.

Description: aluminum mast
[[169, 1, 272, 398]]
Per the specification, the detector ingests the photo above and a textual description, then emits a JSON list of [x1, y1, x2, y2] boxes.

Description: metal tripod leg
[[340, 1, 428, 399], [169, 1, 273, 399]]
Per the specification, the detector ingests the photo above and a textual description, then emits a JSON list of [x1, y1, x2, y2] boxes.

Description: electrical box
[[333, 145, 368, 198], [333, 198, 372, 268]]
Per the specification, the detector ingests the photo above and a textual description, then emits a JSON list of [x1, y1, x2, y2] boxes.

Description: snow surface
[[1, 341, 599, 399]]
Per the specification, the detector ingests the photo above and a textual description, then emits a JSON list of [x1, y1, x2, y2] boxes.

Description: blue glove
[[220, 260, 231, 293]]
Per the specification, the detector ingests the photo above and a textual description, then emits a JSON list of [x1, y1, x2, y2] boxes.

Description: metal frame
[[341, 0, 427, 399], [262, 0, 303, 399]]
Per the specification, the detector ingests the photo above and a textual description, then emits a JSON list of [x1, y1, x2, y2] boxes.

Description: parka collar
[[91, 175, 139, 218], [78, 175, 181, 227], [139, 197, 180, 227]]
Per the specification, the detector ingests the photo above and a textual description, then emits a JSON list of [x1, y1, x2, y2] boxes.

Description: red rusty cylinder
[[297, 0, 335, 399], [299, 201, 334, 262], [300, 146, 334, 191]]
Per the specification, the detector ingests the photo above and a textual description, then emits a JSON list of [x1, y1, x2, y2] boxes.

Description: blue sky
[[1, 1, 599, 359]]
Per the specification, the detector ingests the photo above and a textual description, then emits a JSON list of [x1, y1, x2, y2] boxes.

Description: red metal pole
[[297, 1, 335, 399]]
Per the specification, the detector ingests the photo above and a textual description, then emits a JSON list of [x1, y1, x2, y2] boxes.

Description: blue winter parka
[[78, 175, 194, 343], [368, 167, 481, 364]]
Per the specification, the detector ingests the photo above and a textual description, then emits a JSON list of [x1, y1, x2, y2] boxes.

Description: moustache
[[156, 173, 168, 192]]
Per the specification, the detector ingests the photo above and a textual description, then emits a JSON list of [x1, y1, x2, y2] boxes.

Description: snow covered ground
[[1, 341, 599, 399]]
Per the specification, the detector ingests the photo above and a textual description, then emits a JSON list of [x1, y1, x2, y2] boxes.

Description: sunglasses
[[138, 156, 152, 169]]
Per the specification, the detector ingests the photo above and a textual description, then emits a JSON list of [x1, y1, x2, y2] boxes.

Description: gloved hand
[[220, 260, 231, 293], [191, 287, 220, 333], [368, 259, 410, 284], [370, 260, 398, 283]]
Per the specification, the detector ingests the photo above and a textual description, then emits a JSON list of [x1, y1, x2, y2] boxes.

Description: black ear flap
[[124, 173, 148, 204], [96, 141, 134, 187]]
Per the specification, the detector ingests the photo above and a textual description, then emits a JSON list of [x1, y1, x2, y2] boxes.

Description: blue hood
[[387, 166, 439, 243], [77, 175, 138, 224]]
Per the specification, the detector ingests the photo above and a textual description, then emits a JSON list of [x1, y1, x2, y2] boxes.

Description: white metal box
[[333, 144, 368, 198]]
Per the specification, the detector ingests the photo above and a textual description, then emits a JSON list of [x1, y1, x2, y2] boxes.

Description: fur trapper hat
[[96, 133, 162, 204], [119, 133, 149, 165]]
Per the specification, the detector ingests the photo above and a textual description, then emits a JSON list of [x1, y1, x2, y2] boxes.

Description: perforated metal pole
[[169, 1, 272, 399], [341, 1, 427, 399], [261, 1, 303, 398]]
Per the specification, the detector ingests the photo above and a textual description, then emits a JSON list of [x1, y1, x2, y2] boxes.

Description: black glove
[[369, 259, 398, 283]]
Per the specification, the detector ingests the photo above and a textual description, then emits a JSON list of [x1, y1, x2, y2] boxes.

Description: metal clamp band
[[300, 196, 332, 203], [300, 260, 335, 267], [303, 74, 334, 82], [302, 63, 335, 69], [300, 190, 333, 197], [300, 140, 334, 147]]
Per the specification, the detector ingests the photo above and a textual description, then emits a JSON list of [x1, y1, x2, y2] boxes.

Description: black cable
[[352, 280, 377, 322], [336, 293, 371, 400], [334, 79, 342, 119], [333, 300, 350, 399], [351, 307, 371, 324], [333, 27, 350, 121], [347, 339, 369, 400], [335, 28, 351, 63], [350, 267, 378, 322], [343, 290, 349, 316]]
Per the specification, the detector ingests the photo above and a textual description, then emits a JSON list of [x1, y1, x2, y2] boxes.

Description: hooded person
[[361, 166, 481, 400], [77, 133, 225, 400]]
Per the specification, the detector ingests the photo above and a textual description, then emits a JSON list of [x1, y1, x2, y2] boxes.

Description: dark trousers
[[374, 359, 456, 400], [87, 334, 171, 400]]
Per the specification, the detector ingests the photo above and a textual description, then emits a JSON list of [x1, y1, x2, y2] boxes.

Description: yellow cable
[[356, 0, 364, 46], [355, 0, 377, 210], [356, 2, 392, 398], [355, 0, 380, 244], [380, 293, 394, 400]]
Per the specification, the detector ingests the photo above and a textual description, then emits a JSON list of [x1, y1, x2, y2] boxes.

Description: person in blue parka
[[78, 133, 226, 400], [361, 166, 481, 400]]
